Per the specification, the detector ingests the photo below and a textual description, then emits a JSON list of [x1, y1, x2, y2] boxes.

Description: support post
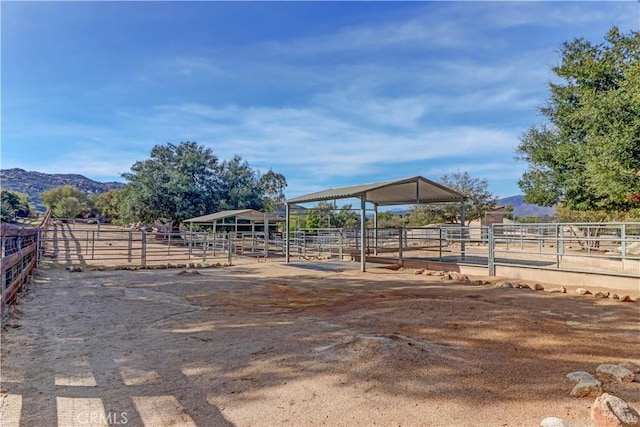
[[460, 200, 466, 259], [213, 222, 217, 256], [621, 224, 626, 262], [398, 226, 403, 265], [555, 223, 560, 269], [360, 196, 366, 272], [264, 215, 269, 260], [285, 204, 290, 263], [373, 204, 378, 256], [488, 225, 495, 276], [127, 232, 132, 263], [141, 232, 147, 268]]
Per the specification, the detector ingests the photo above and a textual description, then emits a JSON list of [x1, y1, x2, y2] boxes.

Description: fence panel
[[492, 223, 640, 277], [1, 224, 39, 317]]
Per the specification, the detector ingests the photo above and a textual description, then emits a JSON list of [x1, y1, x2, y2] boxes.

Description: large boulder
[[591, 393, 640, 427], [570, 378, 603, 398], [619, 361, 640, 374], [596, 364, 635, 383], [566, 371, 596, 382]]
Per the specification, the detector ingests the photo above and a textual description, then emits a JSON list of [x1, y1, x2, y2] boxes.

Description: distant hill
[[498, 195, 556, 218], [1, 168, 124, 212], [381, 195, 555, 218]]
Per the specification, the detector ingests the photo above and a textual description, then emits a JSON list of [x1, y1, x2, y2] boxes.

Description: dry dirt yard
[[1, 259, 639, 427]]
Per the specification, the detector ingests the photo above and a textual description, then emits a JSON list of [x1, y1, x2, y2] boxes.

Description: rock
[[414, 269, 425, 275], [570, 378, 603, 397], [546, 288, 563, 293], [611, 294, 620, 300], [619, 361, 640, 374], [176, 263, 187, 268], [591, 393, 640, 427], [635, 374, 640, 384], [517, 283, 532, 290], [560, 286, 567, 293], [495, 281, 513, 288], [533, 283, 545, 291], [567, 371, 596, 382], [576, 288, 592, 295], [596, 364, 635, 383], [540, 416, 572, 427], [594, 291, 610, 298], [619, 295, 633, 302]]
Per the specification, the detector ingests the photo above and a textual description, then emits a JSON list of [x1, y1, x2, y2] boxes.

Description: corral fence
[[289, 222, 640, 278], [3, 220, 637, 318], [1, 211, 52, 318], [38, 220, 285, 267]]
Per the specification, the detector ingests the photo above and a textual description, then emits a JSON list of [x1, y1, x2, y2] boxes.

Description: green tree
[[217, 156, 264, 211], [120, 142, 285, 229], [40, 185, 88, 218], [304, 202, 360, 229], [91, 189, 122, 220], [368, 211, 404, 228], [503, 204, 514, 220], [121, 142, 222, 228], [1, 190, 31, 222], [517, 27, 640, 212], [408, 171, 496, 225], [260, 169, 287, 213]]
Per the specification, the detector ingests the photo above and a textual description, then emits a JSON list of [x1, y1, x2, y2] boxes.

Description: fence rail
[[4, 220, 637, 319], [286, 223, 640, 278], [1, 211, 52, 318], [38, 221, 286, 267]]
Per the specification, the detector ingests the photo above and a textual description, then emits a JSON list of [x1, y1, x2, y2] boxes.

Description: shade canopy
[[286, 176, 465, 206], [284, 176, 466, 273], [184, 209, 283, 224]]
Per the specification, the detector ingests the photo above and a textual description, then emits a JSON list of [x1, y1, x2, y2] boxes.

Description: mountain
[[1, 168, 124, 212], [498, 195, 556, 218], [380, 196, 555, 218]]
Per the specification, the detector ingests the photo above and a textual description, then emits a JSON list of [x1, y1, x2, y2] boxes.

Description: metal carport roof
[[286, 176, 465, 205], [184, 209, 283, 224]]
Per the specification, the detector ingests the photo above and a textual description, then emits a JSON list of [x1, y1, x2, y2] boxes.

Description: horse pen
[[1, 220, 639, 426]]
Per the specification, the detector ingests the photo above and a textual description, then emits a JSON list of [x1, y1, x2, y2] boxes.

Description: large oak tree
[[120, 142, 287, 228], [516, 27, 640, 213]]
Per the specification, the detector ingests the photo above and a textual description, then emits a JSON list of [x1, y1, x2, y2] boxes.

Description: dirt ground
[[1, 259, 639, 427]]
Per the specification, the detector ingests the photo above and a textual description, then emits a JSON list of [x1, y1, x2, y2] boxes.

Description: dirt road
[[1, 260, 639, 426]]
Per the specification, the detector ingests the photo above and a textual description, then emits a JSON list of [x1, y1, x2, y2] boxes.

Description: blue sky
[[2, 1, 638, 200]]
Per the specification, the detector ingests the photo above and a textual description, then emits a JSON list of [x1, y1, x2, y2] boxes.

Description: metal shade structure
[[185, 209, 282, 225], [284, 176, 466, 272], [184, 209, 283, 235]]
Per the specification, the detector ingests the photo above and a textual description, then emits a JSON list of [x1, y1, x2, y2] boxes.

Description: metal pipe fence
[[284, 222, 640, 278], [25, 220, 640, 279], [38, 221, 285, 267]]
